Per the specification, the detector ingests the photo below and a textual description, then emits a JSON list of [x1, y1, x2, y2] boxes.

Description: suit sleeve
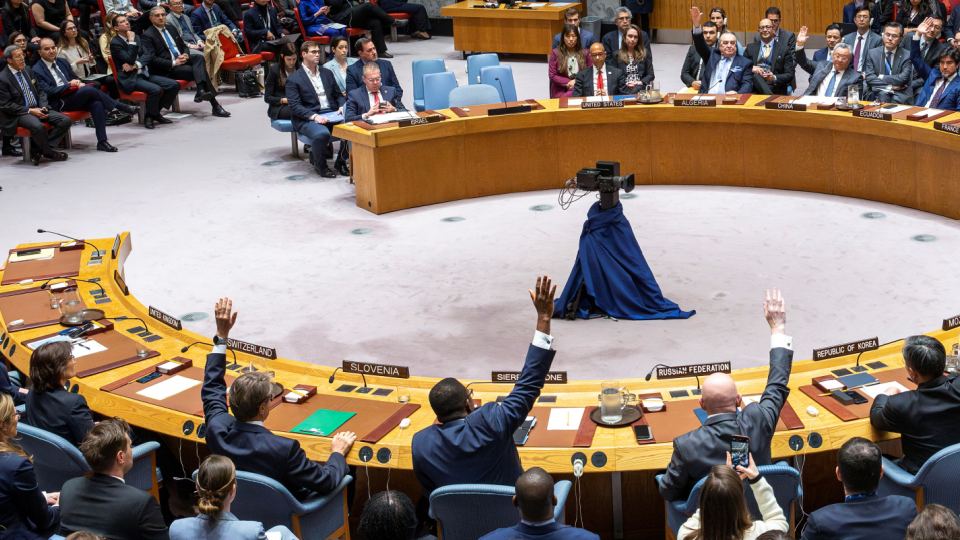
[[602, 33, 614, 59], [736, 59, 754, 93], [12, 458, 60, 536], [140, 33, 172, 72], [490, 344, 556, 436], [864, 51, 881, 89], [35, 69, 70, 98], [796, 48, 816, 75], [640, 55, 654, 85], [345, 65, 361, 93], [680, 48, 697, 86], [0, 75, 30, 118], [243, 10, 268, 43], [572, 70, 585, 97], [137, 493, 170, 540], [190, 10, 204, 35], [753, 347, 792, 433], [217, 6, 238, 30], [869, 393, 904, 432], [0, 362, 26, 407], [139, 0, 157, 11], [287, 439, 349, 495], [692, 30, 713, 71], [70, 394, 96, 444], [264, 66, 283, 105], [344, 91, 363, 121], [385, 63, 402, 98], [800, 511, 822, 540], [774, 47, 795, 88], [887, 54, 913, 88], [911, 37, 933, 80], [614, 68, 627, 95], [658, 441, 689, 502], [201, 352, 230, 422]]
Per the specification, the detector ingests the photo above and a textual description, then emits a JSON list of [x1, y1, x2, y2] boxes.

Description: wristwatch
[[213, 335, 227, 346]]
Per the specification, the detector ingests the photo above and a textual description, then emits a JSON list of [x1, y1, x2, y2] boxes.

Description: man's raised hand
[[763, 288, 785, 334], [690, 6, 702, 26], [529, 275, 556, 335], [215, 297, 237, 340]]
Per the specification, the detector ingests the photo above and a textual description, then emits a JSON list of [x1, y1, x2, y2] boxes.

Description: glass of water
[[397, 387, 410, 403], [135, 342, 150, 358]]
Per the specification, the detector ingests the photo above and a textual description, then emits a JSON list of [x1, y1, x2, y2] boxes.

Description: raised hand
[[690, 6, 702, 26], [763, 288, 785, 334], [214, 297, 238, 340], [917, 17, 934, 36], [797, 26, 808, 47], [529, 275, 556, 335]]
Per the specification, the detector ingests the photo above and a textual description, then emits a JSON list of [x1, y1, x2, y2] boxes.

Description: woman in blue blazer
[[169, 455, 297, 540], [297, 0, 345, 38], [0, 394, 61, 540]]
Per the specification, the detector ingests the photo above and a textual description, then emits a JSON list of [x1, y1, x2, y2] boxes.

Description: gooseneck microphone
[[487, 78, 532, 116], [181, 341, 237, 363], [40, 277, 105, 297], [644, 364, 671, 381], [37, 229, 103, 259], [328, 366, 367, 387], [495, 77, 508, 108]]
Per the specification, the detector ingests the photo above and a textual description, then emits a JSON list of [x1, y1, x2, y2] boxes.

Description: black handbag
[[235, 68, 263, 98]]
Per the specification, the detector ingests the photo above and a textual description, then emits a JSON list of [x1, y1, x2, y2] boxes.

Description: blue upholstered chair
[[878, 443, 960, 511], [656, 463, 802, 539], [479, 65, 517, 102], [193, 470, 352, 540], [16, 423, 162, 500], [422, 72, 459, 111], [412, 59, 446, 111], [428, 481, 572, 540], [270, 119, 300, 158], [466, 53, 499, 84], [448, 84, 502, 108]]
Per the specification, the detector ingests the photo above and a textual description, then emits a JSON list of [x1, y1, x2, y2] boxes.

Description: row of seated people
[[842, 0, 960, 42], [3, 279, 960, 539]]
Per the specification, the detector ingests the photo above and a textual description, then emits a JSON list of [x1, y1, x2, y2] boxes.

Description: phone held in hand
[[730, 435, 750, 469]]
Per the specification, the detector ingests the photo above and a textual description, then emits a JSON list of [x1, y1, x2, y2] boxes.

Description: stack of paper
[[547, 407, 584, 430], [8, 248, 55, 263], [367, 111, 419, 124], [880, 105, 911, 114], [136, 375, 201, 400], [861, 382, 909, 399], [71, 340, 107, 358]]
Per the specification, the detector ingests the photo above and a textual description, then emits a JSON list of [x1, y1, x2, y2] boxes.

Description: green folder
[[291, 409, 356, 437]]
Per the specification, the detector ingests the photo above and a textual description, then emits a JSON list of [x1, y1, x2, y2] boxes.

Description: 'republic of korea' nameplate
[[813, 337, 879, 361]]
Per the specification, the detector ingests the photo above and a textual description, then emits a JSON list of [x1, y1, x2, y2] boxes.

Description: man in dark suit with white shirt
[[843, 5, 883, 72], [110, 14, 181, 129], [345, 38, 403, 107], [344, 61, 401, 122], [751, 6, 796, 52], [202, 296, 356, 499], [551, 7, 596, 49], [690, 7, 754, 95], [803, 42, 863, 98], [658, 288, 792, 502], [796, 24, 844, 82], [864, 22, 913, 103], [601, 7, 651, 62], [572, 43, 626, 97], [0, 45, 70, 164], [744, 17, 795, 94], [286, 41, 344, 178], [680, 21, 717, 91]]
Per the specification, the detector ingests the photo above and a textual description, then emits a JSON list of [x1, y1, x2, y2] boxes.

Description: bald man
[[572, 43, 626, 97], [657, 289, 793, 503]]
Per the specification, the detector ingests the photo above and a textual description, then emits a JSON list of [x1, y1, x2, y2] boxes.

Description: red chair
[[215, 32, 263, 90], [108, 57, 148, 123], [14, 111, 89, 162], [293, 7, 330, 63], [369, 0, 408, 42], [891, 3, 898, 23], [240, 20, 276, 63]]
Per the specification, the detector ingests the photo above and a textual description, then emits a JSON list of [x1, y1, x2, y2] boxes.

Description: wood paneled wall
[[649, 0, 849, 34]]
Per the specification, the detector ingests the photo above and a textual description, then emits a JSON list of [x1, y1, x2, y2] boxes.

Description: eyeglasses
[[589, 52, 605, 57], [758, 25, 773, 30], [365, 77, 381, 82], [855, 14, 870, 20], [882, 33, 900, 38]]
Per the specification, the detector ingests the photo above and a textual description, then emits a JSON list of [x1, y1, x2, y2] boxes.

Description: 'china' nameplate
[[148, 306, 182, 331], [227, 338, 277, 360], [344, 360, 410, 379], [813, 337, 879, 361], [765, 101, 807, 111], [656, 362, 731, 379], [492, 371, 568, 383]]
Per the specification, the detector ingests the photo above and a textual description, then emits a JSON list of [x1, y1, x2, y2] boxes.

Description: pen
[[77, 341, 90, 350]]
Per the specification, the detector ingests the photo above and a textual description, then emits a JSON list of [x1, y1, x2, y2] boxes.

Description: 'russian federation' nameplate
[[581, 100, 624, 109], [674, 98, 717, 107], [492, 371, 568, 383], [398, 115, 441, 128], [935, 121, 960, 135], [943, 314, 960, 331], [813, 337, 878, 361], [344, 360, 410, 379], [227, 338, 277, 360], [148, 306, 182, 331], [765, 101, 807, 111], [656, 362, 731, 380], [854, 109, 892, 121]]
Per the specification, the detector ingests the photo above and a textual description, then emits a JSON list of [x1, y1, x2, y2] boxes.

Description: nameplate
[[148, 306, 182, 331], [492, 371, 568, 383], [581, 100, 624, 109], [227, 338, 277, 360], [935, 121, 960, 135], [943, 314, 960, 331], [344, 360, 410, 379], [113, 270, 128, 296], [765, 101, 807, 111], [853, 109, 892, 121], [813, 337, 879, 361], [398, 115, 441, 128], [656, 362, 731, 380], [111, 234, 121, 259], [674, 98, 716, 107]]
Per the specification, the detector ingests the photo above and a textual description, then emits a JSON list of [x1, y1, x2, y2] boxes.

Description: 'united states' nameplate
[[581, 100, 624, 109]]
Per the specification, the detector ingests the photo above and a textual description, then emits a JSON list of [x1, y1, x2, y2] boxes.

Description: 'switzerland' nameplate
[[227, 338, 277, 360], [656, 362, 731, 379], [935, 121, 960, 135], [943, 314, 960, 331], [674, 98, 716, 107], [765, 101, 807, 111], [344, 360, 410, 379], [492, 371, 568, 383], [148, 306, 182, 331], [398, 115, 441, 128], [854, 109, 892, 121], [814, 337, 879, 361], [581, 100, 624, 109]]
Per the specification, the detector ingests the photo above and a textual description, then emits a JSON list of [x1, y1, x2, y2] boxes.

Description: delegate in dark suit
[[264, 64, 292, 120], [0, 65, 71, 159], [863, 46, 913, 103], [141, 23, 216, 100], [34, 57, 121, 144], [680, 45, 707, 87], [23, 386, 95, 446], [191, 3, 237, 35], [59, 473, 168, 540], [796, 47, 832, 82], [552, 28, 596, 49], [910, 35, 960, 110], [344, 85, 400, 122], [243, 4, 283, 54], [803, 59, 863, 97], [744, 37, 796, 95], [870, 373, 960, 474], [345, 58, 402, 100], [0, 451, 60, 540], [844, 0, 894, 32], [571, 63, 626, 97], [751, 28, 796, 50], [480, 522, 600, 540], [657, 346, 793, 502], [110, 33, 180, 120], [411, 343, 557, 496], [202, 350, 349, 500], [800, 494, 917, 540], [692, 28, 753, 94], [842, 30, 883, 71]]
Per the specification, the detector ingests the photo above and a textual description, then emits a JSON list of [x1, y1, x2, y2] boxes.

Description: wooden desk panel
[[440, 1, 580, 55]]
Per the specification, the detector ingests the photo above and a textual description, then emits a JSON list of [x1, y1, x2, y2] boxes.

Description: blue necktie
[[711, 58, 729, 93], [824, 71, 838, 97], [162, 29, 181, 57], [15, 72, 37, 107], [885, 52, 892, 76]]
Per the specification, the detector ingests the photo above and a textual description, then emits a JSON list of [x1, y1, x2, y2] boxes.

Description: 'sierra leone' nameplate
[[492, 371, 567, 383]]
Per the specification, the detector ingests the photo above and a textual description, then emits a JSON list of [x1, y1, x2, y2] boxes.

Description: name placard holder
[[581, 101, 624, 109], [111, 234, 121, 259], [935, 121, 960, 135], [492, 371, 568, 383], [674, 98, 716, 107], [765, 101, 807, 111], [344, 360, 410, 379], [398, 115, 442, 128], [656, 362, 731, 380], [853, 109, 892, 121], [113, 270, 128, 296], [813, 337, 879, 361], [227, 338, 277, 360], [149, 306, 183, 331], [943, 314, 960, 331], [488, 104, 532, 116]]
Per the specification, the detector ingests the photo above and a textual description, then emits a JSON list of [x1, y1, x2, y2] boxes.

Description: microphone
[[488, 78, 532, 116], [181, 341, 237, 363], [855, 338, 904, 370], [328, 366, 367, 387], [38, 229, 103, 259], [644, 364, 670, 381], [40, 277, 105, 297], [495, 77, 508, 108]]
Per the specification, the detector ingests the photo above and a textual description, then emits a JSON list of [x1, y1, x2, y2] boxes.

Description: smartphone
[[513, 416, 536, 445], [882, 104, 899, 109], [730, 435, 750, 469], [633, 424, 653, 441], [15, 249, 41, 257], [379, 101, 389, 109], [846, 390, 868, 404]]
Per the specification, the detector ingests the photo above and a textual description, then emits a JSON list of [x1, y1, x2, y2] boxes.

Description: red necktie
[[373, 92, 380, 105], [596, 70, 603, 93]]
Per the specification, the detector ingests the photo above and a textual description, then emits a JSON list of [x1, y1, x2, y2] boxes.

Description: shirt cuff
[[213, 344, 227, 354], [311, 113, 318, 121], [771, 334, 793, 350], [692, 26, 702, 35], [913, 34, 921, 41], [795, 44, 804, 51], [532, 331, 554, 350]]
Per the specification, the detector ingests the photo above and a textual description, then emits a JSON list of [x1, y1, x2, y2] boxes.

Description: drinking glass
[[650, 81, 661, 100], [847, 85, 860, 106], [135, 342, 150, 358], [599, 381, 636, 424], [397, 387, 411, 403]]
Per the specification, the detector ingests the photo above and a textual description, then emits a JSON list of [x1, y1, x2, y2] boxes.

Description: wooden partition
[[650, 0, 849, 34]]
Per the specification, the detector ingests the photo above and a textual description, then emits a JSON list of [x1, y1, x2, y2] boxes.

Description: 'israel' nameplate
[[813, 337, 879, 361], [935, 121, 960, 135], [581, 100, 624, 109], [398, 115, 441, 128], [765, 101, 807, 111], [943, 314, 960, 331], [853, 109, 892, 121], [344, 360, 410, 379], [227, 338, 277, 360], [492, 371, 568, 383], [149, 306, 182, 331], [656, 362, 731, 379]]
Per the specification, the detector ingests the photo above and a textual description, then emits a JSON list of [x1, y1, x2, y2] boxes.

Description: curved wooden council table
[[333, 96, 960, 217]]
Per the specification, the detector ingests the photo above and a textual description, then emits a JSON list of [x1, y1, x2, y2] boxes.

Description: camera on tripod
[[572, 161, 635, 211]]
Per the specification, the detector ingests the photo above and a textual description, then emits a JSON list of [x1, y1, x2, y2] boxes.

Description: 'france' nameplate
[[853, 109, 892, 121], [813, 337, 879, 361], [581, 100, 624, 109], [148, 306, 182, 331], [344, 360, 410, 379], [227, 338, 277, 360], [492, 371, 568, 383], [765, 101, 807, 111], [935, 121, 960, 135]]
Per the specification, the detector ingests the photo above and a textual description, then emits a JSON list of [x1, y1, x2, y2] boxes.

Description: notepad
[[820, 379, 845, 390], [136, 375, 201, 400], [367, 111, 418, 124], [292, 409, 356, 437], [547, 407, 583, 430], [860, 381, 909, 399], [8, 248, 55, 263], [879, 105, 911, 114], [72, 340, 107, 358], [568, 99, 583, 106]]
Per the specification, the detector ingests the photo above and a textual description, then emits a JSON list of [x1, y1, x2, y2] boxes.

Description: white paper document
[[367, 111, 419, 124], [910, 108, 938, 118], [265, 533, 282, 540], [72, 340, 107, 358], [136, 375, 201, 401], [26, 335, 72, 350], [585, 96, 608, 102], [880, 105, 911, 114], [741, 395, 761, 406], [528, 2, 546, 6], [547, 407, 584, 430], [8, 248, 55, 263], [860, 382, 909, 399], [820, 379, 845, 390], [550, 2, 573, 5], [567, 99, 583, 106], [794, 96, 838, 105]]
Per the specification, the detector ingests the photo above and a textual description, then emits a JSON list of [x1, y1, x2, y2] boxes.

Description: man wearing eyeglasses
[[572, 43, 626, 97], [166, 0, 204, 56], [287, 41, 343, 178], [744, 17, 795, 95], [842, 6, 882, 72], [863, 22, 913, 103], [601, 6, 652, 61], [690, 7, 754, 95]]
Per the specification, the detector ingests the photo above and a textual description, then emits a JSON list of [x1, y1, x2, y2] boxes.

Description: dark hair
[[299, 40, 319, 54], [196, 455, 236, 516], [355, 36, 373, 54], [825, 23, 843, 34], [555, 24, 585, 75], [228, 371, 274, 423], [883, 21, 904, 36], [902, 335, 946, 379], [29, 341, 73, 393], [618, 23, 647, 63], [709, 7, 727, 29], [278, 41, 298, 87], [563, 6, 580, 18], [7, 31, 26, 47], [855, 5, 872, 16], [702, 21, 718, 30], [111, 15, 126, 28], [764, 6, 781, 17], [57, 19, 90, 53], [690, 465, 753, 540], [330, 35, 349, 52], [357, 490, 418, 540], [837, 437, 882, 493], [516, 467, 555, 521], [2, 0, 31, 32], [906, 504, 960, 540], [80, 417, 130, 473], [428, 378, 469, 423], [939, 47, 960, 65], [756, 531, 793, 540]]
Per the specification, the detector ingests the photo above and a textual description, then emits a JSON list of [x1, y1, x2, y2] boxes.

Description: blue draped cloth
[[553, 201, 696, 321]]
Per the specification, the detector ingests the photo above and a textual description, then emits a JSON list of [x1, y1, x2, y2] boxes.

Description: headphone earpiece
[[724, 17, 727, 26]]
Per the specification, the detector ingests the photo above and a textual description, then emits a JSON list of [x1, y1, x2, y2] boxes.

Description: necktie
[[15, 72, 37, 107], [210, 8, 220, 26], [162, 30, 181, 57], [853, 36, 862, 70], [711, 58, 728, 93], [52, 63, 68, 85], [762, 43, 770, 63], [596, 69, 603, 94], [885, 52, 892, 76], [824, 71, 838, 97], [920, 41, 927, 58], [373, 91, 380, 105], [929, 77, 946, 108]]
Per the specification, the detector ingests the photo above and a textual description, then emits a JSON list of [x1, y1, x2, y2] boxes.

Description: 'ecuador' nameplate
[[581, 100, 624, 109], [943, 313, 960, 331], [398, 115, 441, 128], [674, 97, 716, 107], [813, 337, 879, 361], [765, 101, 807, 111], [853, 109, 892, 121], [935, 121, 960, 135], [492, 371, 568, 383], [344, 360, 410, 379], [149, 306, 182, 331], [656, 362, 731, 379], [227, 338, 277, 360]]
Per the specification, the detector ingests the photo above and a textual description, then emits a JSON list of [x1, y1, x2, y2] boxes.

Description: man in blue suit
[[480, 468, 599, 540], [345, 38, 404, 108], [412, 275, 558, 498], [191, 0, 239, 36], [690, 6, 753, 94], [911, 17, 960, 110], [796, 24, 844, 82], [202, 296, 356, 500], [287, 40, 344, 178], [551, 7, 595, 49], [344, 62, 402, 122], [803, 42, 864, 98], [800, 437, 917, 540]]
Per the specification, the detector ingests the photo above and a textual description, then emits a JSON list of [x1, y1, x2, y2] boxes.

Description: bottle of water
[[93, 19, 102, 38]]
